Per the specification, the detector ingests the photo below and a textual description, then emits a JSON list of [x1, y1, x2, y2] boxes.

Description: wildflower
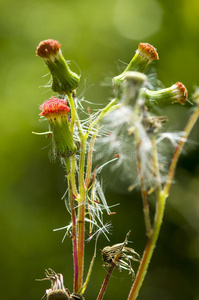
[[36, 39, 80, 94], [40, 97, 76, 158], [142, 82, 188, 106], [113, 43, 158, 97], [135, 43, 159, 70]]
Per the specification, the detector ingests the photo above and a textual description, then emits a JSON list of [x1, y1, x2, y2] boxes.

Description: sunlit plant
[[34, 39, 199, 300]]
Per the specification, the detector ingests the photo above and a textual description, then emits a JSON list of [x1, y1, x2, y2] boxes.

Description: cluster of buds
[[36, 39, 80, 95], [40, 97, 76, 158]]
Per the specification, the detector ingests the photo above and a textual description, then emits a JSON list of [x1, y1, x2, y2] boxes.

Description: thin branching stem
[[79, 239, 97, 295], [127, 190, 166, 300], [96, 253, 121, 300], [163, 105, 199, 197], [85, 98, 119, 139], [127, 106, 199, 300], [65, 158, 79, 292], [70, 154, 78, 198], [68, 92, 83, 138], [77, 136, 87, 290], [134, 129, 152, 237], [85, 99, 119, 186]]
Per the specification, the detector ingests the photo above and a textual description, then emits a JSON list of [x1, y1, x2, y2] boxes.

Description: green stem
[[127, 190, 166, 300], [134, 129, 152, 237], [79, 240, 97, 295], [85, 98, 119, 186], [85, 132, 96, 188], [163, 105, 199, 197], [127, 106, 199, 300], [70, 154, 78, 198], [68, 92, 83, 138], [65, 158, 79, 292], [85, 98, 119, 139], [77, 136, 87, 290]]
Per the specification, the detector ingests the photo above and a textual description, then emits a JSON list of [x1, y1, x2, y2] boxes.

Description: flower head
[[136, 43, 159, 66], [113, 43, 158, 98], [40, 97, 76, 158], [101, 231, 140, 278], [38, 269, 85, 300], [143, 82, 188, 106], [36, 39, 61, 61], [171, 82, 188, 104], [36, 39, 80, 94], [40, 97, 70, 119]]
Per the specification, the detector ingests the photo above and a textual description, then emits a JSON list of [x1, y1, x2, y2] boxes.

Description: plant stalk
[[127, 190, 166, 300], [127, 105, 199, 300], [77, 136, 87, 290]]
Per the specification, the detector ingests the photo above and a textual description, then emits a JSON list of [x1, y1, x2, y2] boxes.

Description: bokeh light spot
[[113, 0, 163, 40]]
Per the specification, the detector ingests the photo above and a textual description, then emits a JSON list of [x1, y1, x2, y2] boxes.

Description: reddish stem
[[96, 263, 116, 300], [69, 183, 79, 292]]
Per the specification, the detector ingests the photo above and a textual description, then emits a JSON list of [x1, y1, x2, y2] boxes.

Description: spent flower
[[38, 269, 84, 300], [36, 39, 80, 94]]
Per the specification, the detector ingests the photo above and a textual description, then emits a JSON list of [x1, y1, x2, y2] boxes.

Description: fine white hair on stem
[[86, 220, 112, 242], [156, 131, 186, 146], [53, 222, 73, 243]]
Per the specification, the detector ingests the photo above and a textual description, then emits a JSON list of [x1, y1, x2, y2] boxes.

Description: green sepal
[[142, 88, 182, 107], [46, 54, 80, 95], [49, 116, 77, 158], [113, 53, 150, 99]]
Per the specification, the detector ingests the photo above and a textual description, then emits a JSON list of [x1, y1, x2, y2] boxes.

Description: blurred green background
[[1, 0, 199, 299]]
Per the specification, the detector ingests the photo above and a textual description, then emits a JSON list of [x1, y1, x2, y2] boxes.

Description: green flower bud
[[36, 39, 80, 95], [40, 97, 77, 158], [113, 43, 158, 98], [142, 82, 188, 106]]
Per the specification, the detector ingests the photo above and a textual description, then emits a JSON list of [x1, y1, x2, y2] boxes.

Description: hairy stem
[[68, 92, 83, 138], [127, 106, 199, 300], [85, 98, 119, 139], [134, 129, 152, 237], [96, 252, 122, 300], [77, 136, 87, 290], [85, 98, 119, 186], [163, 105, 199, 197], [127, 190, 166, 300], [65, 158, 79, 292]]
